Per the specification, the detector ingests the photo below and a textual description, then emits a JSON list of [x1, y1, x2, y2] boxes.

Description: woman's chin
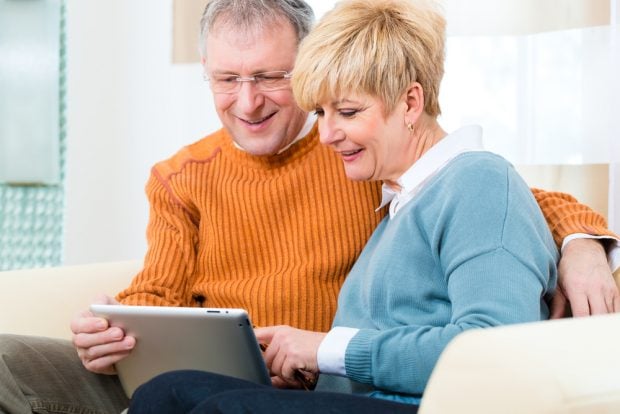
[[344, 169, 373, 182]]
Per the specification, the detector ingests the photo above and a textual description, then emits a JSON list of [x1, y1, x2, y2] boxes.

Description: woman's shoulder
[[438, 151, 516, 187], [419, 151, 528, 210]]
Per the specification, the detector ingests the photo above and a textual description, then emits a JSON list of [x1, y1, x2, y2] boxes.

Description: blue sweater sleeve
[[342, 154, 558, 396]]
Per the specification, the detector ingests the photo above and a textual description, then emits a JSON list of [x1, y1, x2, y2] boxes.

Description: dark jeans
[[128, 370, 418, 414]]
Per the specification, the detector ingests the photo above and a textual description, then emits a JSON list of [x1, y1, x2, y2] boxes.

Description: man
[[1, 1, 618, 413]]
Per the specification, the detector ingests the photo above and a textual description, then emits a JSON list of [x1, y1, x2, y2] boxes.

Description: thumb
[[92, 294, 119, 305], [254, 326, 279, 344], [549, 288, 568, 319]]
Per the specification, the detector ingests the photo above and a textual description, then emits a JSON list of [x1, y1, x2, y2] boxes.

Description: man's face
[[203, 19, 308, 156]]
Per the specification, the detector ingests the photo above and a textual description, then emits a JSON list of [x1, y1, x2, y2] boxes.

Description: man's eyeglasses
[[204, 71, 292, 94]]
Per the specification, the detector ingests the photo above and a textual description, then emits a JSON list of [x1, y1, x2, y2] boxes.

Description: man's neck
[[231, 113, 317, 155]]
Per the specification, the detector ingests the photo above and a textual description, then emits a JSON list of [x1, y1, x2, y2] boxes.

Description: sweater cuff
[[344, 328, 381, 384]]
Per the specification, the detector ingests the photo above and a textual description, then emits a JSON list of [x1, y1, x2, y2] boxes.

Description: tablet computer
[[90, 304, 271, 397]]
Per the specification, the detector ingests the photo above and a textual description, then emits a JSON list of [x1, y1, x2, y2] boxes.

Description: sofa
[[1, 261, 620, 413], [0, 260, 142, 339]]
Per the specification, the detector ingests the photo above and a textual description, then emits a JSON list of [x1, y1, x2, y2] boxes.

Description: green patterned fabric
[[0, 0, 66, 271]]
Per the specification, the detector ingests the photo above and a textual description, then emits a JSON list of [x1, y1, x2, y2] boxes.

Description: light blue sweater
[[316, 151, 558, 404]]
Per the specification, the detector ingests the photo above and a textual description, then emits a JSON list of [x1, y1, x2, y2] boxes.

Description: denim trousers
[[128, 370, 418, 414], [0, 334, 129, 414]]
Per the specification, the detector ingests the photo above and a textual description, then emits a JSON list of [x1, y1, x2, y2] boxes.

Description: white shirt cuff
[[562, 233, 620, 273], [316, 327, 359, 376]]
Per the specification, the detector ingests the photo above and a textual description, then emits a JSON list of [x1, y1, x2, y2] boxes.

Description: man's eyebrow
[[209, 70, 239, 75], [209, 68, 288, 75]]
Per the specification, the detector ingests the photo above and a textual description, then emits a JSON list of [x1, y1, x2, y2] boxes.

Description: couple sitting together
[[1, 0, 618, 413]]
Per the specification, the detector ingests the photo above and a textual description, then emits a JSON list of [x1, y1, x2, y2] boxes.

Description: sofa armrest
[[420, 313, 620, 414], [0, 260, 141, 340]]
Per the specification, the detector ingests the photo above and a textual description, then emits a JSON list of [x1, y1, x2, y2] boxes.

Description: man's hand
[[255, 326, 325, 389], [70, 294, 135, 374], [552, 238, 620, 318]]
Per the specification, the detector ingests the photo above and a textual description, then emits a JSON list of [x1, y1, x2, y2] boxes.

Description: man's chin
[[235, 140, 282, 157]]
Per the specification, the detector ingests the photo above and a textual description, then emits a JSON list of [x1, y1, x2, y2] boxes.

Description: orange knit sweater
[[116, 126, 614, 332]]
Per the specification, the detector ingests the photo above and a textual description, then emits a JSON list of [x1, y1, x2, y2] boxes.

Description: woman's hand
[[255, 326, 326, 389]]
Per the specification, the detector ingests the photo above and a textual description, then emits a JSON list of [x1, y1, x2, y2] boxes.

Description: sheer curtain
[[437, 0, 619, 232]]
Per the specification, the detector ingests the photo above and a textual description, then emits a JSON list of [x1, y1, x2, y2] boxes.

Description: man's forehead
[[209, 13, 295, 43], [207, 29, 258, 51], [204, 17, 298, 71]]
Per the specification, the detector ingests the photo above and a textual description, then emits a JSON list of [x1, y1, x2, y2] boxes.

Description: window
[[0, 0, 62, 185]]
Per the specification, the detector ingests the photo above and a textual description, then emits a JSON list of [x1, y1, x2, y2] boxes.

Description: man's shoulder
[[152, 128, 229, 180]]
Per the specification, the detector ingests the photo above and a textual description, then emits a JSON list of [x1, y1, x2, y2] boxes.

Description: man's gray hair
[[199, 0, 315, 58]]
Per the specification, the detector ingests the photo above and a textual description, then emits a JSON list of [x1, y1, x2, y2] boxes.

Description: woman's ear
[[404, 82, 424, 124]]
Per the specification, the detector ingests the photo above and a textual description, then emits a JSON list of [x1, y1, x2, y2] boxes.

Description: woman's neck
[[411, 116, 446, 163], [384, 115, 446, 191]]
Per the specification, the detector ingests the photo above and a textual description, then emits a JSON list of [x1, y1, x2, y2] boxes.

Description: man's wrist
[[562, 234, 620, 273]]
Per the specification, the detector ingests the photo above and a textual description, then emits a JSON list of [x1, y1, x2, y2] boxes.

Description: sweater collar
[[222, 122, 320, 171], [232, 113, 318, 154]]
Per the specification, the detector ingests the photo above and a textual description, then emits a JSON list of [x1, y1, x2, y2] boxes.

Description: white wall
[[611, 0, 620, 233], [612, 165, 619, 232], [64, 0, 217, 264]]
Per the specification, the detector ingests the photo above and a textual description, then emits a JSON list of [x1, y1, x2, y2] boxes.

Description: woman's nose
[[318, 117, 341, 145]]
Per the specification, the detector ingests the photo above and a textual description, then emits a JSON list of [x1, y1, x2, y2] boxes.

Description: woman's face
[[315, 93, 411, 183]]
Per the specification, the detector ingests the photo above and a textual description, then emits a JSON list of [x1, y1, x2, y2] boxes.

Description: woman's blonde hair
[[292, 0, 445, 117]]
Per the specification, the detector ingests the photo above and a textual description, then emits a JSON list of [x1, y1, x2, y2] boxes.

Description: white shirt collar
[[277, 112, 317, 154], [377, 125, 485, 218], [232, 113, 317, 154]]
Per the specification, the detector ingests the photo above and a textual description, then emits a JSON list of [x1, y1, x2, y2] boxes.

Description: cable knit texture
[[116, 125, 614, 332], [531, 188, 615, 247]]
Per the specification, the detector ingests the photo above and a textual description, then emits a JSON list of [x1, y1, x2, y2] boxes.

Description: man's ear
[[404, 82, 425, 124]]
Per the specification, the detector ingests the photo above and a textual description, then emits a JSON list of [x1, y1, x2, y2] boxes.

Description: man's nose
[[235, 81, 265, 113]]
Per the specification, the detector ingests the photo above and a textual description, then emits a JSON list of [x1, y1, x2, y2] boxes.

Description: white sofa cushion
[[420, 313, 620, 414], [0, 260, 140, 339]]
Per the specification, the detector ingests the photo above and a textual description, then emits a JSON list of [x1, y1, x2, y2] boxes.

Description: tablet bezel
[[90, 304, 271, 397]]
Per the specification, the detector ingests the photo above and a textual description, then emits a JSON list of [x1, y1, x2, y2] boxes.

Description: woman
[[128, 0, 557, 412]]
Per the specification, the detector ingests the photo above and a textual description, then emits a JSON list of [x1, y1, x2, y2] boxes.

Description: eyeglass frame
[[204, 70, 293, 94]]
